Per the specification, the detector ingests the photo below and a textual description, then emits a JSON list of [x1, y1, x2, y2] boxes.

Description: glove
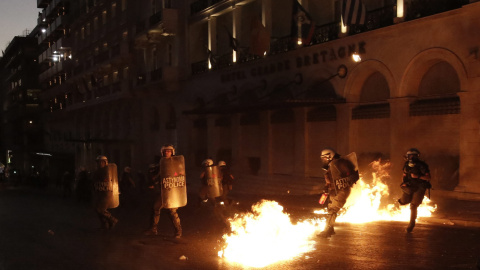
[[324, 182, 332, 193], [424, 181, 432, 189]]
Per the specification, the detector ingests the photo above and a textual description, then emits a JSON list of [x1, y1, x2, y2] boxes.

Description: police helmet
[[96, 155, 108, 165], [161, 144, 175, 156], [406, 148, 420, 156], [96, 155, 108, 161], [202, 159, 214, 167], [218, 161, 226, 167], [320, 148, 336, 161]]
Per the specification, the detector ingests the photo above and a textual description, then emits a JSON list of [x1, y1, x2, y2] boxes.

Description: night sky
[[0, 0, 39, 52]]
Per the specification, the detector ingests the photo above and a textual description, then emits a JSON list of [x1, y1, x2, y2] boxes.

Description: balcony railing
[[192, 1, 469, 75], [192, 60, 208, 75], [190, 0, 225, 15], [349, 6, 395, 35]]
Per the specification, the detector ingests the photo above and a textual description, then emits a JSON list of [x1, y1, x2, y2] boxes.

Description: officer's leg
[[105, 209, 118, 229], [197, 186, 208, 207], [398, 185, 414, 205], [319, 188, 350, 238], [145, 195, 162, 235], [407, 204, 417, 233], [96, 202, 109, 229], [407, 188, 426, 233], [168, 208, 182, 238]]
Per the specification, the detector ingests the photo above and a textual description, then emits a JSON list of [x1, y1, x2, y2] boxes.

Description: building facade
[[0, 31, 43, 179], [33, 0, 480, 195]]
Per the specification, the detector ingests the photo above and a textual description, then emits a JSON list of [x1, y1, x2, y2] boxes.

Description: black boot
[[318, 213, 337, 238], [318, 226, 335, 238], [406, 206, 417, 233], [144, 214, 160, 235], [169, 209, 182, 238], [108, 216, 118, 230]]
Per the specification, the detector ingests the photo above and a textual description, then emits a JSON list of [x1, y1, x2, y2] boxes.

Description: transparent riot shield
[[205, 165, 223, 198], [160, 155, 187, 208]]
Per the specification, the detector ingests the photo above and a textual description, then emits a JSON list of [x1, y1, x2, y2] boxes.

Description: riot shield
[[204, 165, 223, 198], [330, 152, 359, 190], [107, 163, 120, 209], [160, 155, 187, 209]]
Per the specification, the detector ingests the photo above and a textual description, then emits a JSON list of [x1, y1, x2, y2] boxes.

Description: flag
[[291, 0, 315, 46], [224, 25, 240, 51], [249, 16, 270, 56], [342, 0, 366, 26]]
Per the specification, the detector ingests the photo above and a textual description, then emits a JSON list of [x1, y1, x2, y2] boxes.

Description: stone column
[[259, 110, 272, 175], [457, 91, 480, 192], [231, 114, 241, 170], [293, 107, 307, 177], [262, 0, 272, 35], [334, 103, 354, 155], [232, 4, 242, 63], [208, 16, 217, 69], [389, 97, 414, 186], [207, 116, 216, 159]]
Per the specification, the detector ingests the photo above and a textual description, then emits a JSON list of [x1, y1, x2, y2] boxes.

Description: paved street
[[1, 186, 480, 270]]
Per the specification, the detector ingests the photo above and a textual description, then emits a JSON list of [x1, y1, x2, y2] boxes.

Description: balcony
[[44, 0, 67, 20], [38, 60, 69, 84], [37, 0, 49, 8], [191, 2, 468, 75], [38, 15, 67, 44], [191, 0, 225, 15], [39, 37, 71, 63]]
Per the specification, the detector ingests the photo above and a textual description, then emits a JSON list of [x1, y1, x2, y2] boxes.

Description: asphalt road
[[0, 187, 479, 270]]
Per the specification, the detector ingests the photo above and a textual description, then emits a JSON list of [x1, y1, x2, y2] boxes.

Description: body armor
[[401, 160, 431, 194], [160, 155, 187, 208]]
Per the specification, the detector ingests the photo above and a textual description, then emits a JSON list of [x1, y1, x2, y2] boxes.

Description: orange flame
[[219, 160, 436, 267], [218, 200, 322, 268]]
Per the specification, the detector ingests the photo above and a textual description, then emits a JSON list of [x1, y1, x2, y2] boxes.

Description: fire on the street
[[218, 160, 436, 267], [218, 200, 323, 268]]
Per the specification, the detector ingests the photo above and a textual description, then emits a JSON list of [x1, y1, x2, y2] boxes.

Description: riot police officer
[[218, 161, 234, 205], [318, 148, 359, 238], [198, 159, 222, 206], [144, 145, 184, 238], [92, 155, 119, 230], [398, 148, 431, 233]]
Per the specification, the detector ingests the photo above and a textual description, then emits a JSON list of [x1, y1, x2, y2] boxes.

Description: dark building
[[0, 29, 43, 180]]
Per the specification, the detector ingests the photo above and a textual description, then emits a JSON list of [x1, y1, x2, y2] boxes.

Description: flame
[[218, 160, 436, 267], [315, 160, 437, 222], [218, 200, 322, 268]]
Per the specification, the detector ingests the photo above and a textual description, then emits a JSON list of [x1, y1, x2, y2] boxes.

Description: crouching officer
[[144, 145, 186, 238], [318, 148, 359, 238], [92, 155, 119, 230], [398, 148, 431, 233]]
